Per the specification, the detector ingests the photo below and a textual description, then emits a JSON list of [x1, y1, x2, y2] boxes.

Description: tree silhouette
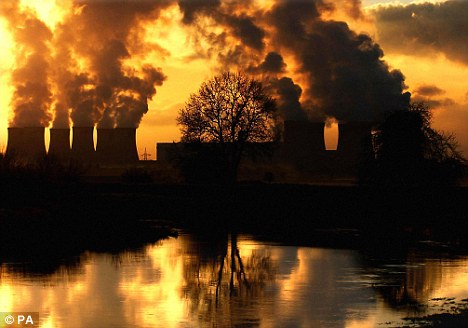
[[362, 102, 466, 188], [177, 72, 277, 183]]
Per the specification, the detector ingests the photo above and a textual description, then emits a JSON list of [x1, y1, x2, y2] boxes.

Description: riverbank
[[403, 299, 468, 327], [1, 180, 468, 327], [1, 180, 467, 247]]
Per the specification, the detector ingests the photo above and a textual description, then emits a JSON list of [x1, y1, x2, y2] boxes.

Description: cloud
[[270, 77, 308, 121], [178, 0, 220, 24], [178, 0, 410, 122], [248, 52, 287, 74], [412, 84, 455, 109], [177, 0, 267, 69], [225, 15, 265, 51], [0, 1, 53, 127], [414, 84, 445, 97], [373, 1, 468, 65], [53, 0, 171, 128], [267, 0, 410, 122], [2, 0, 414, 129]]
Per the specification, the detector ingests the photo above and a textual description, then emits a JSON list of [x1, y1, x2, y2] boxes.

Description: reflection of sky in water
[[1, 235, 468, 327]]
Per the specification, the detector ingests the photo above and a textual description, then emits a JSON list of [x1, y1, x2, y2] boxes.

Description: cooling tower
[[282, 120, 326, 168], [337, 122, 373, 173], [284, 121, 326, 151], [71, 126, 95, 163], [48, 128, 71, 162], [96, 128, 139, 165], [337, 122, 373, 154], [5, 127, 46, 164]]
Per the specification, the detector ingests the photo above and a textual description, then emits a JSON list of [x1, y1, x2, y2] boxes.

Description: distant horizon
[[1, 0, 467, 158]]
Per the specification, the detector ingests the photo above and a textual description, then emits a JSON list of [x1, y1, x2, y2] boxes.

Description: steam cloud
[[2, 0, 412, 128], [177, 0, 410, 122], [268, 0, 410, 122], [55, 0, 168, 128], [1, 1, 53, 127], [1, 0, 168, 128]]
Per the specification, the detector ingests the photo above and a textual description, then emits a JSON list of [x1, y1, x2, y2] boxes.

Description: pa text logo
[[1, 312, 39, 327]]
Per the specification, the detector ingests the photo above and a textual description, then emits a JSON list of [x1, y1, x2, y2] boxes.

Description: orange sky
[[1, 0, 467, 158]]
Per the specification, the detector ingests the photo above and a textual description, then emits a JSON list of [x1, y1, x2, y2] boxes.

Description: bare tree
[[177, 72, 277, 183]]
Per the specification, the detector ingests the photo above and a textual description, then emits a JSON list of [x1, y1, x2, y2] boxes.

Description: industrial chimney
[[71, 126, 95, 164], [284, 121, 326, 151], [48, 128, 71, 162], [96, 128, 139, 165], [5, 127, 47, 164], [282, 120, 326, 167], [337, 122, 373, 174]]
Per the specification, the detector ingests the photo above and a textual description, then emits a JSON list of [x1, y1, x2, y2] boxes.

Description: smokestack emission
[[48, 128, 71, 162], [96, 128, 139, 165], [6, 127, 47, 164], [71, 127, 95, 164]]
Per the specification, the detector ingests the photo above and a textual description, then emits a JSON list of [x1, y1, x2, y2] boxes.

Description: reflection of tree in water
[[0, 252, 88, 277], [361, 249, 444, 309], [181, 233, 276, 326]]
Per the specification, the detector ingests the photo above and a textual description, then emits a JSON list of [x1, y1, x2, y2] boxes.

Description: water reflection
[[1, 235, 468, 327], [365, 249, 468, 310]]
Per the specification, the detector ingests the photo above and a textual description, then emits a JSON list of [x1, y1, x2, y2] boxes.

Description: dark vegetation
[[1, 148, 467, 327], [361, 103, 466, 188], [1, 171, 467, 249], [1, 96, 467, 328], [177, 72, 277, 184], [1, 103, 467, 265], [0, 154, 176, 274]]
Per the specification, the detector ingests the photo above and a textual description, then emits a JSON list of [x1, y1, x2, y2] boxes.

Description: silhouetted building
[[337, 122, 374, 174], [71, 126, 95, 164], [6, 127, 46, 164], [284, 121, 326, 152], [48, 128, 71, 162], [96, 128, 139, 165], [282, 120, 328, 171], [156, 120, 375, 179]]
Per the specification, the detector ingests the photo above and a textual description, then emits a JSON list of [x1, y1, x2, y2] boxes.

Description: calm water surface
[[1, 233, 468, 327]]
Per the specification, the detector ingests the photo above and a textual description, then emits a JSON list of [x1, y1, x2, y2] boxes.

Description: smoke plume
[[2, 0, 413, 129], [267, 0, 410, 122], [1, 0, 169, 129], [0, 1, 53, 127], [178, 0, 410, 123], [55, 0, 169, 128]]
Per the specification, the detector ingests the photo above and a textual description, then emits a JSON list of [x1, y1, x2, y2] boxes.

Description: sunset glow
[[0, 0, 467, 157], [19, 0, 67, 29]]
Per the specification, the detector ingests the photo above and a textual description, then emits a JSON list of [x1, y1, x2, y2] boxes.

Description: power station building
[[4, 120, 373, 178], [96, 128, 139, 165], [6, 127, 47, 165], [48, 128, 71, 162], [157, 120, 374, 177], [4, 126, 139, 166]]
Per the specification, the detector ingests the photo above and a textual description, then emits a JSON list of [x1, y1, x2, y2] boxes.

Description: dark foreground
[[403, 302, 468, 328], [1, 180, 468, 326], [2, 180, 468, 252]]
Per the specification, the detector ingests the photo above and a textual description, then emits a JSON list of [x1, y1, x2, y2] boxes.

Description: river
[[1, 232, 468, 327]]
